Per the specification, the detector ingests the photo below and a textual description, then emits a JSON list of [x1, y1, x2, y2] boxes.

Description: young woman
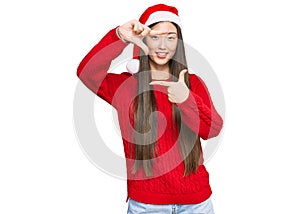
[[77, 4, 223, 214]]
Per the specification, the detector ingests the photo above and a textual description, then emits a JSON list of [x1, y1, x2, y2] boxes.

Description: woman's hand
[[149, 69, 189, 104], [117, 20, 165, 55]]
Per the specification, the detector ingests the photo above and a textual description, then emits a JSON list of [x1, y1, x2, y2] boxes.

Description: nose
[[158, 37, 167, 50]]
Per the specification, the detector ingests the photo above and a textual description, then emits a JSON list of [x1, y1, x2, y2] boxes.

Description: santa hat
[[126, 4, 182, 74]]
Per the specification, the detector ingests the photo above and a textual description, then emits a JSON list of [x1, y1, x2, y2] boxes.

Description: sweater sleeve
[[77, 27, 131, 105], [176, 74, 223, 140]]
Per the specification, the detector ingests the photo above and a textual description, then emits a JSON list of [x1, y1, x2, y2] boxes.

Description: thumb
[[131, 37, 149, 55], [178, 69, 188, 83]]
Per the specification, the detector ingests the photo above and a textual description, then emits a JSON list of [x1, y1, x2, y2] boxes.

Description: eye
[[168, 36, 176, 41], [150, 35, 159, 40]]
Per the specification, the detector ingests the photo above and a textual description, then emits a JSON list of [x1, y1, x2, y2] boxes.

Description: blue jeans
[[127, 197, 215, 214]]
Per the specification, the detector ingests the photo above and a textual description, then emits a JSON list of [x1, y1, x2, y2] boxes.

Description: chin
[[153, 58, 170, 66]]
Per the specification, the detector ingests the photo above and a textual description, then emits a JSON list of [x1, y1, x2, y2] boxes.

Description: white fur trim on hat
[[144, 11, 182, 28], [126, 59, 139, 74]]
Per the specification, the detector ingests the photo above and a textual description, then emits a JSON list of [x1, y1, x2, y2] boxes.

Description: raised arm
[[77, 27, 129, 104], [77, 20, 166, 105]]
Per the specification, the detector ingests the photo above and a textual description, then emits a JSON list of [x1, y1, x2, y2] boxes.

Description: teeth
[[157, 52, 167, 57]]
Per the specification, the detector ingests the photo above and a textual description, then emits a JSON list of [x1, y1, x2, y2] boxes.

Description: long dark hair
[[131, 22, 201, 177]]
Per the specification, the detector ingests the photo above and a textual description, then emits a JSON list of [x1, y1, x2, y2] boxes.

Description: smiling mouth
[[156, 52, 168, 58]]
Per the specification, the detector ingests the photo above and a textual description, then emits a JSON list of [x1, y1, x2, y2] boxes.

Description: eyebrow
[[168, 32, 177, 35]]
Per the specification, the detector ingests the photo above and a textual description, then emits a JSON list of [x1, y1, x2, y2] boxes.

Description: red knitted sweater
[[77, 27, 223, 205]]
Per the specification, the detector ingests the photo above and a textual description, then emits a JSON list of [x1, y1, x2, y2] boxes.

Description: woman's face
[[146, 22, 178, 70]]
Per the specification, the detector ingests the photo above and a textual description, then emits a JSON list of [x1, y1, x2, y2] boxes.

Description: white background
[[1, 0, 300, 213]]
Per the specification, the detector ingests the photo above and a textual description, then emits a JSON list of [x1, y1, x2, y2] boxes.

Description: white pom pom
[[126, 59, 140, 74]]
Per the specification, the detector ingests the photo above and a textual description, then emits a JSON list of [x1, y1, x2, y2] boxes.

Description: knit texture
[[77, 27, 223, 205]]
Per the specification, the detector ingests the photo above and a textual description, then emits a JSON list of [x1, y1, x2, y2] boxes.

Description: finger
[[132, 21, 139, 32], [139, 23, 144, 32], [135, 23, 144, 34], [140, 24, 151, 30], [149, 81, 174, 87], [149, 30, 169, 36], [140, 27, 151, 37], [131, 37, 149, 55], [168, 96, 175, 103], [178, 69, 188, 83], [132, 21, 143, 32]]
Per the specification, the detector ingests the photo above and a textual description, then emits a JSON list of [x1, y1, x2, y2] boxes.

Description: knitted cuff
[[116, 27, 128, 43]]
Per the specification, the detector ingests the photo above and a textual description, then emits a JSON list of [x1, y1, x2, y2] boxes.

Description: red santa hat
[[126, 4, 182, 74]]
